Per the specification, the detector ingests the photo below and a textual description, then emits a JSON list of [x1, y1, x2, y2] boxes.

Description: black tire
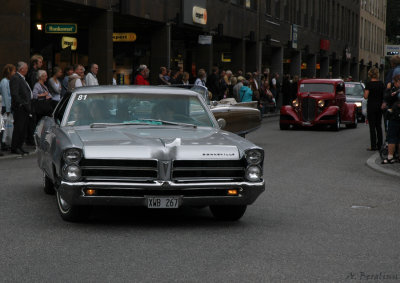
[[210, 205, 247, 221], [346, 114, 358, 129], [331, 114, 340, 131], [43, 172, 55, 195], [56, 191, 90, 222], [280, 123, 290, 130]]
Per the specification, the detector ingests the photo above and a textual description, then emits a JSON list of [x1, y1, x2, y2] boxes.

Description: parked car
[[34, 86, 265, 222], [345, 81, 365, 122], [279, 79, 358, 130], [170, 85, 261, 137]]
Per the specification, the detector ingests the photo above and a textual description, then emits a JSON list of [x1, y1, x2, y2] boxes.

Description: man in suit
[[10, 62, 32, 155]]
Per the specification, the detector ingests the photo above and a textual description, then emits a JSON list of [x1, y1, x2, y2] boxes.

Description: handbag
[[2, 113, 13, 146]]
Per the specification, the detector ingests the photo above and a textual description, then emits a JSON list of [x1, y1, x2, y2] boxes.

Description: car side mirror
[[211, 101, 218, 107], [217, 118, 226, 129]]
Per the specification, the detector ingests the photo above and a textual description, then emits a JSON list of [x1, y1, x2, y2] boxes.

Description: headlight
[[245, 149, 263, 165], [63, 165, 82, 182], [63, 148, 82, 164], [245, 166, 262, 182], [292, 99, 299, 107], [318, 100, 325, 108], [355, 102, 362, 107]]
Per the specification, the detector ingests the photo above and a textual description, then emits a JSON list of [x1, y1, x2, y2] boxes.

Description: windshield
[[65, 92, 214, 127], [345, 83, 364, 97], [299, 83, 334, 93]]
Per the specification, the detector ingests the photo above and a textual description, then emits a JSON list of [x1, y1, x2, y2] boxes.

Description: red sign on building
[[320, 39, 330, 51]]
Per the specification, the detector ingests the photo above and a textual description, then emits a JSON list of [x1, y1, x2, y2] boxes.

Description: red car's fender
[[341, 102, 357, 122], [280, 105, 300, 121]]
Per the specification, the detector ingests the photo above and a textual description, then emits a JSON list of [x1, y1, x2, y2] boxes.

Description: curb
[[0, 149, 37, 161], [366, 152, 400, 178]]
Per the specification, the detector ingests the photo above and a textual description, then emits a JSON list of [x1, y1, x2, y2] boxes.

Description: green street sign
[[45, 23, 77, 34]]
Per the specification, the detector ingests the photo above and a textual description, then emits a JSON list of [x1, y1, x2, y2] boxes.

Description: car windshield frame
[[345, 83, 364, 97], [61, 91, 217, 128], [299, 83, 335, 93]]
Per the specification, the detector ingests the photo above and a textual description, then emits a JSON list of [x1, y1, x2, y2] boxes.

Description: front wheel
[[346, 114, 358, 129], [279, 123, 290, 130], [331, 114, 340, 131], [56, 191, 90, 222], [210, 205, 247, 221]]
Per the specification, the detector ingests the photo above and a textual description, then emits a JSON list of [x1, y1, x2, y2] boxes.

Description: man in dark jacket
[[206, 66, 221, 100], [10, 62, 32, 155]]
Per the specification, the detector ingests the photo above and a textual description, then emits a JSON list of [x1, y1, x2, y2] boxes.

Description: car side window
[[54, 92, 72, 124]]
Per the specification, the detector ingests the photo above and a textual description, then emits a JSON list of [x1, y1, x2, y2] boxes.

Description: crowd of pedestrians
[[0, 55, 100, 156]]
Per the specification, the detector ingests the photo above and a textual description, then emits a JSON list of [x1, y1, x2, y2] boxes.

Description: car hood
[[298, 92, 335, 100], [68, 126, 256, 160]]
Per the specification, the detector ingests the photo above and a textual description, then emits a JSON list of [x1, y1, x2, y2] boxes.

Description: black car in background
[[345, 82, 365, 122]]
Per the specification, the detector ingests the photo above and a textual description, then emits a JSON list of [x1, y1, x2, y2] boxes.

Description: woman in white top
[[47, 66, 62, 108], [194, 69, 206, 87]]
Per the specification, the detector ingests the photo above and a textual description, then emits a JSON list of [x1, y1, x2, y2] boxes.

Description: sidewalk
[[0, 145, 37, 160], [366, 152, 400, 178]]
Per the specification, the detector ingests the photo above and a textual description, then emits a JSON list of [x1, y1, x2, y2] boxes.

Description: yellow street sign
[[113, 33, 137, 42]]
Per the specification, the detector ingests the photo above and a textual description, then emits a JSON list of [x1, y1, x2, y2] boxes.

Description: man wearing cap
[[135, 65, 150, 85]]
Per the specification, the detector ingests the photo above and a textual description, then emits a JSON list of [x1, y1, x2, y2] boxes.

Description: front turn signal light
[[86, 189, 97, 196], [227, 189, 238, 196]]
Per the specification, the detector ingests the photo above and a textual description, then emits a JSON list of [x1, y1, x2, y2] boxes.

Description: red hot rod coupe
[[279, 79, 358, 131]]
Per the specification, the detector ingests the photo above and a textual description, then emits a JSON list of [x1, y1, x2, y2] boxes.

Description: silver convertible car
[[35, 86, 265, 222]]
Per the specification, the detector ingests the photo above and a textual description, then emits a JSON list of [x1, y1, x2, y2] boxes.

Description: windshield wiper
[[139, 119, 197, 128], [90, 122, 150, 128]]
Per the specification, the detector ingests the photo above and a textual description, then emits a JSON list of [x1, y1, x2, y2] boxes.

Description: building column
[[341, 60, 350, 79], [232, 39, 245, 74], [290, 51, 301, 77], [196, 43, 213, 75], [271, 46, 283, 76], [150, 25, 171, 83], [320, 56, 329, 78], [306, 54, 316, 78], [246, 41, 257, 72], [0, 1, 30, 69], [359, 63, 367, 82], [332, 60, 341, 78], [89, 10, 113, 85], [350, 61, 359, 81]]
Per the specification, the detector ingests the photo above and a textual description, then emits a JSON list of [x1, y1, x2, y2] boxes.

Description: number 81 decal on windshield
[[77, 95, 88, 100]]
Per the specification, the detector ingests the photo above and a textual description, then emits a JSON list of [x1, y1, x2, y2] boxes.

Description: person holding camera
[[382, 74, 400, 164]]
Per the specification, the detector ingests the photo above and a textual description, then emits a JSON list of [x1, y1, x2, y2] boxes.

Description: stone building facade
[[0, 0, 387, 84]]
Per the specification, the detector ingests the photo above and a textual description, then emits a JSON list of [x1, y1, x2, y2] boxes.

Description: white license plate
[[146, 196, 180, 209]]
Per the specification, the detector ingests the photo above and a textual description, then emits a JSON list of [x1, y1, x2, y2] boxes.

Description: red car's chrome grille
[[301, 97, 316, 122]]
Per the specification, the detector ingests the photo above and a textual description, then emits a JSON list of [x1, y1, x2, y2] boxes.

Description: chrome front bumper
[[58, 180, 265, 207]]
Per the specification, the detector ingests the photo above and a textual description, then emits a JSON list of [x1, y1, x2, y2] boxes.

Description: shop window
[[245, 0, 256, 10], [274, 0, 280, 18], [266, 0, 272, 15], [231, 0, 243, 6]]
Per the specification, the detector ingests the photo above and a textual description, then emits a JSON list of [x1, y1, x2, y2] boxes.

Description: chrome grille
[[80, 159, 158, 182], [172, 160, 246, 182], [301, 97, 316, 121]]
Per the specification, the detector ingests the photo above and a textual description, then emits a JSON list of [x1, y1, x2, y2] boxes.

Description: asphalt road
[[1, 119, 399, 282]]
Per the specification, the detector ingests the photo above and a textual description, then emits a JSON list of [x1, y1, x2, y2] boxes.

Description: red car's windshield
[[299, 83, 334, 93]]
